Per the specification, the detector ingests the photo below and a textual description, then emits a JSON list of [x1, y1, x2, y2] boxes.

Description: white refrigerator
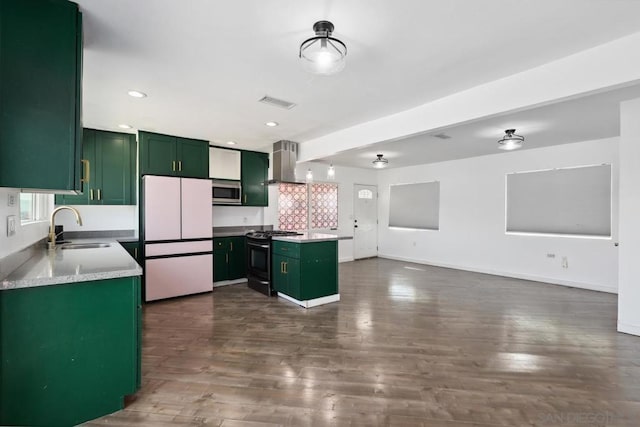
[[142, 175, 213, 301]]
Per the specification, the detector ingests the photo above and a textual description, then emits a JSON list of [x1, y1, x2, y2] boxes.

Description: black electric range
[[246, 230, 303, 296]]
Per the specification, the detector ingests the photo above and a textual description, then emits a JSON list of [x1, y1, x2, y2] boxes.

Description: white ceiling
[[318, 83, 640, 169], [76, 0, 640, 157]]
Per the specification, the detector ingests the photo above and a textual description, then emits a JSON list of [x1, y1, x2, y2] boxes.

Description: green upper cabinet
[[139, 131, 208, 178], [0, 0, 83, 192], [56, 129, 136, 205], [241, 151, 269, 206]]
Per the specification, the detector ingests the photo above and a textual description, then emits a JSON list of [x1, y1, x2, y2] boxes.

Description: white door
[[353, 184, 378, 259], [181, 178, 213, 239], [144, 175, 181, 241]]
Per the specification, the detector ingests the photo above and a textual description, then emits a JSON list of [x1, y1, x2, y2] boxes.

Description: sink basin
[[60, 243, 111, 250]]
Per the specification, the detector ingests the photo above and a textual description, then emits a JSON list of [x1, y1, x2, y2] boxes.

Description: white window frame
[[20, 193, 52, 225]]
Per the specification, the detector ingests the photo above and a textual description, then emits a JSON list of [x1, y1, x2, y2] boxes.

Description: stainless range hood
[[267, 140, 303, 184]]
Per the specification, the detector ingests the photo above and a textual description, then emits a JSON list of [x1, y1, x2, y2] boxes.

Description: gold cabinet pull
[[90, 189, 94, 200], [230, 241, 233, 251], [244, 194, 247, 204], [81, 159, 90, 183], [178, 160, 182, 171], [172, 161, 176, 171], [284, 262, 287, 274], [97, 189, 102, 200], [225, 253, 229, 263], [134, 248, 138, 258]]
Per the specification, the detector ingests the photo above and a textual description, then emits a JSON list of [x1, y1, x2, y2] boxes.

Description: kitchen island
[[271, 233, 339, 308], [0, 239, 142, 426]]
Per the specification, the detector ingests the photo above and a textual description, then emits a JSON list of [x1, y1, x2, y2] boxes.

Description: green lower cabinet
[[272, 240, 338, 301], [0, 276, 141, 426], [213, 237, 247, 282]]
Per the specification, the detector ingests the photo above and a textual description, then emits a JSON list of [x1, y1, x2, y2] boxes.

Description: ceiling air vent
[[258, 95, 296, 110], [432, 133, 451, 140]]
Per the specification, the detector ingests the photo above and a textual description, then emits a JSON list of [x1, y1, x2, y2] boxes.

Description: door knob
[[354, 225, 358, 228]]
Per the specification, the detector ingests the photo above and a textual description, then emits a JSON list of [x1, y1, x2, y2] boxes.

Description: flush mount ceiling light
[[265, 121, 279, 127], [372, 154, 388, 168], [127, 90, 147, 98], [498, 129, 525, 151], [226, 141, 237, 145], [118, 124, 132, 129], [299, 20, 347, 75]]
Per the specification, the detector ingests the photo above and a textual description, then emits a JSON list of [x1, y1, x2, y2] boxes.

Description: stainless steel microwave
[[212, 180, 242, 205]]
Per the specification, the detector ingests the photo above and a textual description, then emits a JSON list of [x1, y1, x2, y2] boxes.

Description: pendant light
[[372, 154, 388, 168], [498, 129, 525, 151], [327, 164, 335, 179], [299, 21, 347, 75]]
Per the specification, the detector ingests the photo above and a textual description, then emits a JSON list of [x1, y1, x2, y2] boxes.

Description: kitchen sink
[[60, 243, 111, 250]]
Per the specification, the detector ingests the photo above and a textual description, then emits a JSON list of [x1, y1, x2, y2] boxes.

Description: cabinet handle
[[244, 194, 247, 204], [90, 189, 94, 200], [134, 248, 138, 258], [281, 261, 284, 273], [172, 161, 176, 171], [97, 189, 101, 200], [81, 159, 90, 183], [226, 253, 229, 263], [178, 160, 182, 171], [230, 242, 233, 251], [284, 262, 287, 274]]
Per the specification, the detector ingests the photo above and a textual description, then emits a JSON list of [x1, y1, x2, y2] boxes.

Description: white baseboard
[[277, 292, 340, 308], [617, 322, 640, 336], [213, 278, 247, 288], [339, 256, 354, 263], [378, 253, 617, 294]]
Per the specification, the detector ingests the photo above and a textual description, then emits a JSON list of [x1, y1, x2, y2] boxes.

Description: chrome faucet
[[48, 206, 83, 250]]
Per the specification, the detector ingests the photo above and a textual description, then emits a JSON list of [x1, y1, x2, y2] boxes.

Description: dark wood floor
[[85, 258, 640, 426]]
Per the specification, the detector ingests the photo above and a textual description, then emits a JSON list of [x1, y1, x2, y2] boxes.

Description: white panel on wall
[[389, 181, 440, 230], [506, 164, 611, 236]]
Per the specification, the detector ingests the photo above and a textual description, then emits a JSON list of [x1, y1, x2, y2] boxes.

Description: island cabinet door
[[284, 257, 301, 300], [272, 253, 289, 295]]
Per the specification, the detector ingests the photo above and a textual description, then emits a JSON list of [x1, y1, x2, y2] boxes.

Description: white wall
[[264, 163, 377, 262], [55, 205, 137, 233], [377, 138, 619, 293], [0, 188, 51, 260], [618, 98, 640, 335], [213, 206, 264, 227]]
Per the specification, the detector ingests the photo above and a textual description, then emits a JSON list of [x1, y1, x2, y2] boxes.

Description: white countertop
[[1, 239, 142, 291], [272, 232, 338, 243]]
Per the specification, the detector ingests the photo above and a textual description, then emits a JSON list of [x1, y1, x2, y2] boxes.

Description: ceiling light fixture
[[498, 129, 525, 151], [327, 164, 335, 179], [265, 121, 279, 127], [372, 154, 388, 168], [226, 141, 237, 146], [127, 90, 147, 98], [118, 124, 132, 129], [299, 20, 347, 75]]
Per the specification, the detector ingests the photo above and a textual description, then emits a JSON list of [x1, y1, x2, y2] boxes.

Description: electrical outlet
[[547, 253, 555, 258], [7, 215, 16, 237], [7, 193, 17, 207], [562, 256, 568, 268]]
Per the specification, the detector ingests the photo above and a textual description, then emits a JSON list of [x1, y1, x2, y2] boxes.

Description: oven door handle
[[248, 242, 270, 249]]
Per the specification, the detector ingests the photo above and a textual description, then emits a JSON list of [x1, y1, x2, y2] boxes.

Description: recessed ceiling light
[[265, 121, 279, 127], [127, 90, 147, 98], [226, 141, 237, 145], [118, 124, 133, 129]]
